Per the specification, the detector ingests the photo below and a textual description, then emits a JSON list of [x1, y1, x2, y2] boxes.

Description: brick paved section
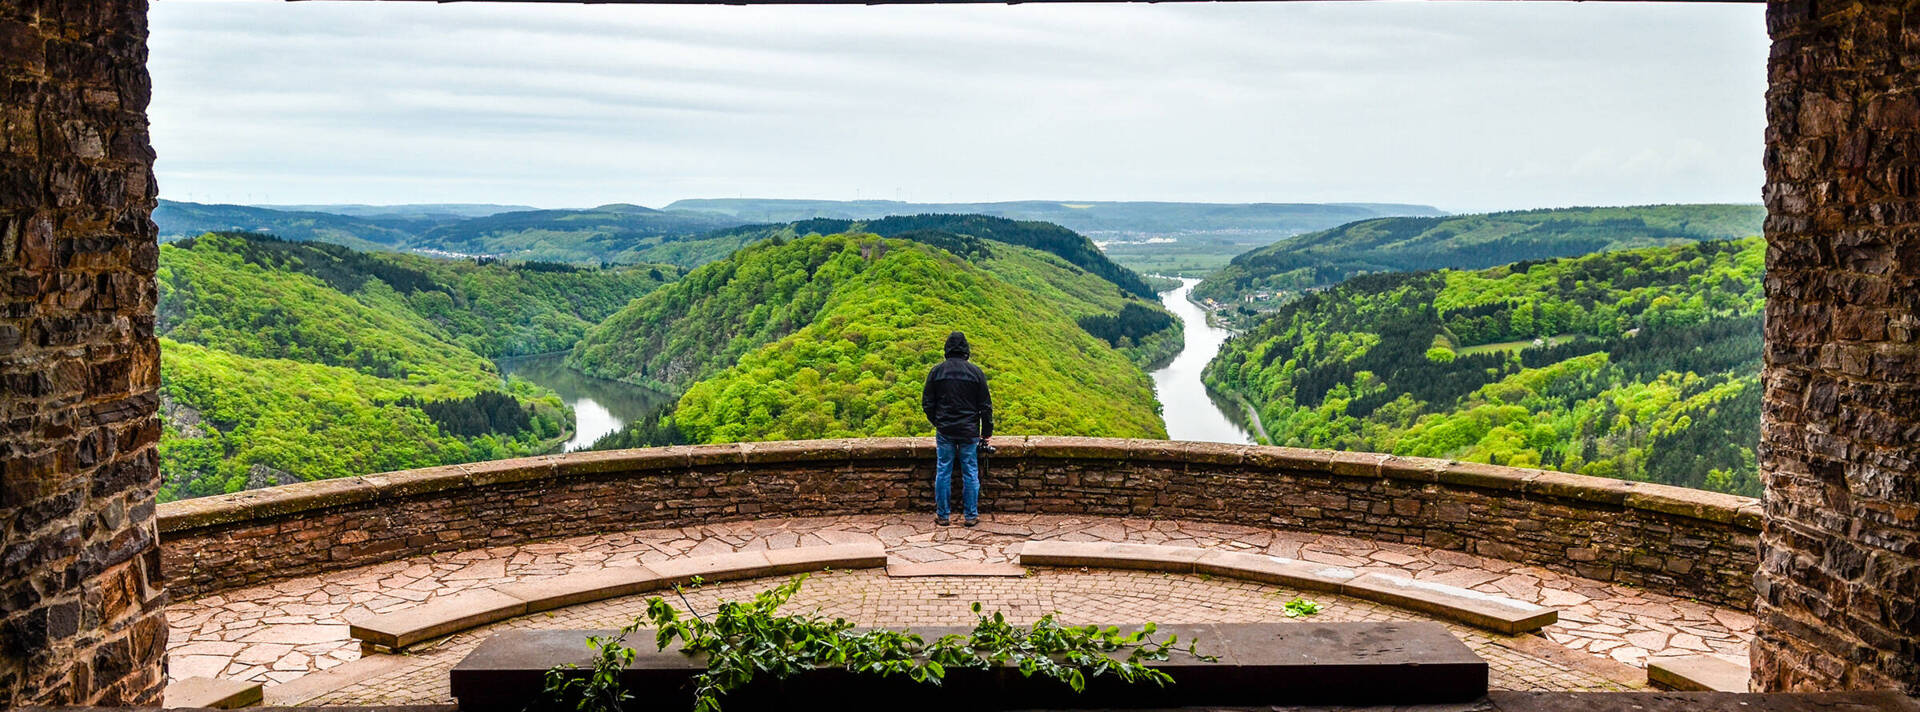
[[157, 439, 1761, 610], [164, 514, 1751, 694], [0, 0, 168, 706], [1754, 0, 1920, 696]]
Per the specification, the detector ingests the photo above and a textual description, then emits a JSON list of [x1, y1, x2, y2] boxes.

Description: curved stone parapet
[[157, 437, 1761, 608]]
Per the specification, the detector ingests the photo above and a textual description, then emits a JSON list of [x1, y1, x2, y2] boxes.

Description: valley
[[153, 200, 1766, 503], [496, 352, 671, 452], [1149, 278, 1256, 444]]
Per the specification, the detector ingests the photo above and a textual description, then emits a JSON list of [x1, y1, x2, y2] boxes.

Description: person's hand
[[980, 437, 991, 448]]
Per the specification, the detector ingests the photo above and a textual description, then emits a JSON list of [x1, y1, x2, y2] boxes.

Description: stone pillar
[[1754, 0, 1920, 695], [0, 0, 167, 705]]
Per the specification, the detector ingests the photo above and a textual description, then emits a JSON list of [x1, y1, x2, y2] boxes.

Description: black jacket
[[922, 332, 994, 440]]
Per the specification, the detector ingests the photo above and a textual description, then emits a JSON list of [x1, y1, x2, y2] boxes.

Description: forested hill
[[706, 214, 1158, 298], [1193, 204, 1764, 304], [155, 233, 673, 501], [1204, 238, 1765, 496], [573, 233, 1171, 446]]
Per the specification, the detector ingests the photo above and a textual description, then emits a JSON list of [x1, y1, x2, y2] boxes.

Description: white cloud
[[147, 0, 1768, 212]]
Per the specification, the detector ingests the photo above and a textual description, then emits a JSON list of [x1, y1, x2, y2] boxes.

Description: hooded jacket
[[922, 332, 994, 440]]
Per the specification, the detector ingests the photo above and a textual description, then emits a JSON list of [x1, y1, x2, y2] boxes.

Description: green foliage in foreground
[[539, 575, 1219, 712], [579, 233, 1170, 446], [1205, 238, 1765, 496], [154, 233, 670, 500], [1195, 204, 1764, 304]]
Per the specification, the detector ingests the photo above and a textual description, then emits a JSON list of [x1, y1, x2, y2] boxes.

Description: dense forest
[[154, 233, 673, 500], [1203, 238, 1765, 496], [688, 214, 1162, 298], [569, 216, 1181, 393], [1194, 204, 1764, 306], [576, 232, 1171, 447]]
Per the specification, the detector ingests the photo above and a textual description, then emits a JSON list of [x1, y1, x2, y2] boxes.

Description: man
[[921, 331, 993, 527]]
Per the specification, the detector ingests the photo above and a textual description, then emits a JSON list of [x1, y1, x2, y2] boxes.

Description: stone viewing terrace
[[7, 0, 1920, 707], [153, 437, 1766, 706]]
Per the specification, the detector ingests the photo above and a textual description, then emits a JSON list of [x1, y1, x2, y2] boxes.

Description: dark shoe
[[964, 517, 978, 527], [936, 516, 950, 527]]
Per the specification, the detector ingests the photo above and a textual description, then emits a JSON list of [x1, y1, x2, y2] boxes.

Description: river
[[497, 352, 672, 452], [1147, 278, 1258, 444], [503, 278, 1254, 449]]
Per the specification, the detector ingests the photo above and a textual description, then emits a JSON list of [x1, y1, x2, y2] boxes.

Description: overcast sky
[[148, 0, 1768, 214]]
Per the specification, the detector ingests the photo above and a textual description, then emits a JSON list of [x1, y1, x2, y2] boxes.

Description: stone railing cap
[[157, 438, 1760, 534]]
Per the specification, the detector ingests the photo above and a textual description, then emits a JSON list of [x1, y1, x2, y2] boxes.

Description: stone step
[[1018, 540, 1557, 634], [162, 676, 263, 709], [346, 543, 885, 652], [1648, 654, 1751, 692], [450, 621, 1488, 711]]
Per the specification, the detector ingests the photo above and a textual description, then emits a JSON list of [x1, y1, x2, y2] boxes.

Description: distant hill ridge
[[156, 197, 1454, 269], [665, 198, 1446, 235], [255, 203, 537, 219]]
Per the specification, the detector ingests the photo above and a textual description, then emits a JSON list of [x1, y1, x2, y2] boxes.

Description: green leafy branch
[[537, 574, 1217, 712]]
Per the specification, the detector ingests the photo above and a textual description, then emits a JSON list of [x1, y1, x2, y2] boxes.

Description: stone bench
[[1649, 654, 1751, 692], [161, 676, 262, 708], [347, 543, 885, 652], [449, 621, 1488, 711], [1018, 540, 1557, 635]]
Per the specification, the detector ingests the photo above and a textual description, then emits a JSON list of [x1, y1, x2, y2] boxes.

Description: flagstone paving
[[163, 514, 1753, 696]]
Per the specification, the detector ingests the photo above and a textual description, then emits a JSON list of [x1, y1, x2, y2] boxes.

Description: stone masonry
[[0, 0, 167, 706], [1754, 0, 1920, 695], [157, 439, 1762, 610]]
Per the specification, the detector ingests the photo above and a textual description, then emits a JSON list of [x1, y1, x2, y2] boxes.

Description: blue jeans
[[934, 434, 979, 520]]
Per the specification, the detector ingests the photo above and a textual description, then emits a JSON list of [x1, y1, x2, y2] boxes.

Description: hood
[[944, 331, 971, 359]]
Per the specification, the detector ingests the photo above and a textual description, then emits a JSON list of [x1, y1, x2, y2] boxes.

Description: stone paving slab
[[163, 514, 1753, 690]]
